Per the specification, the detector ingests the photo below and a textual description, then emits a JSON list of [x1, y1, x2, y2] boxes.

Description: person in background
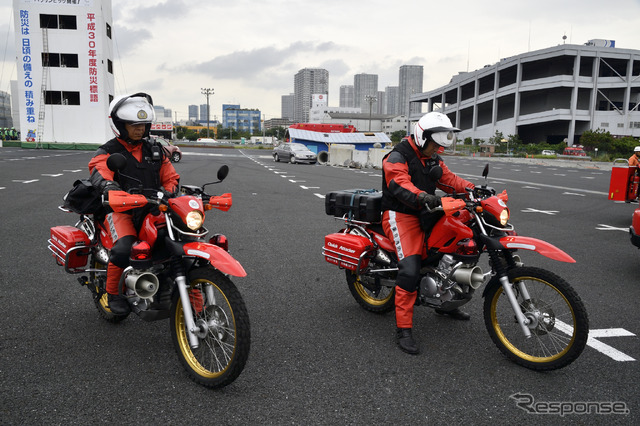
[[628, 146, 640, 167]]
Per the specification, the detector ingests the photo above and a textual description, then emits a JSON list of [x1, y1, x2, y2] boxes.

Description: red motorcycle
[[323, 164, 588, 371], [49, 153, 250, 388]]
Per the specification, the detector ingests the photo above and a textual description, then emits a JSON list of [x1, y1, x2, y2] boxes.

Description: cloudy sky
[[1, 0, 640, 122]]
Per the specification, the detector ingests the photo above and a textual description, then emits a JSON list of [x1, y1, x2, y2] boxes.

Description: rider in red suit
[[89, 93, 179, 314], [381, 112, 474, 354]]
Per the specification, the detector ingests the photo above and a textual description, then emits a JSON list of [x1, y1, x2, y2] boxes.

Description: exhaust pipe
[[125, 271, 159, 299], [452, 266, 484, 289]]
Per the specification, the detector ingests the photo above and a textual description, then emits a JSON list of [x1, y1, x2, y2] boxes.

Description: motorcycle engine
[[418, 255, 478, 305]]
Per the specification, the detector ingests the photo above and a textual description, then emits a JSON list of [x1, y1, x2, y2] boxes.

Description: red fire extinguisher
[[628, 171, 640, 201]]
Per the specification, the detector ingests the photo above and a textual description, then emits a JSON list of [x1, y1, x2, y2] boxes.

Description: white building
[[410, 42, 640, 145], [12, 0, 114, 144]]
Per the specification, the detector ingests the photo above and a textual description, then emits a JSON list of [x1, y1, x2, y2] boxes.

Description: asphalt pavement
[[0, 147, 638, 425]]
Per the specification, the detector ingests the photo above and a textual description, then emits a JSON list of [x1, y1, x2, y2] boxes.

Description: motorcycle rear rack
[[47, 240, 105, 274]]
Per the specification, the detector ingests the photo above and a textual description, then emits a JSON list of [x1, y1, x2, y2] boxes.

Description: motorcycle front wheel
[[346, 270, 395, 313], [483, 266, 588, 371], [170, 267, 250, 389]]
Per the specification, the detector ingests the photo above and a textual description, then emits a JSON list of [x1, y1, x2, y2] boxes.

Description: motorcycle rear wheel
[[483, 266, 588, 371], [346, 270, 395, 314], [170, 267, 250, 389], [90, 256, 128, 323]]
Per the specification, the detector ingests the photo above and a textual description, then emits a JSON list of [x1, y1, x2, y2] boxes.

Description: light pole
[[365, 95, 377, 131], [201, 87, 214, 138]]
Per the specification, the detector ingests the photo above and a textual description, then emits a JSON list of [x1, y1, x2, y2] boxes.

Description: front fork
[[176, 274, 201, 349], [490, 249, 533, 338], [175, 271, 219, 349]]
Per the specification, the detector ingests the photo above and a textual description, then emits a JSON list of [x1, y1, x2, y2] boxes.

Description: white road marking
[[556, 321, 636, 362], [314, 193, 325, 198], [596, 224, 628, 232], [521, 208, 558, 215]]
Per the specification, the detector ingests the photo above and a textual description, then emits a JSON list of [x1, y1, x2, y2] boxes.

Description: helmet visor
[[431, 131, 456, 147]]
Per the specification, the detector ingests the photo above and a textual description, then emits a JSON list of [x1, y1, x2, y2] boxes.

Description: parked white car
[[541, 150, 556, 156]]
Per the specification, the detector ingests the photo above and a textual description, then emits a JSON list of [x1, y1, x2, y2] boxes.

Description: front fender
[[499, 236, 575, 263], [182, 242, 247, 277]]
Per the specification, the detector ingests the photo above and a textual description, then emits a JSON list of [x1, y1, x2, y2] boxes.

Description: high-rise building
[[199, 103, 208, 122], [281, 93, 294, 120], [385, 86, 399, 116], [339, 85, 355, 108], [377, 91, 386, 114], [12, 0, 115, 143], [0, 91, 12, 128], [399, 65, 424, 116], [293, 68, 328, 123], [188, 104, 198, 121], [222, 104, 261, 132], [354, 73, 378, 114]]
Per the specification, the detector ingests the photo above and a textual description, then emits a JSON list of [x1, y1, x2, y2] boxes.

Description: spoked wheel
[[90, 256, 128, 323], [345, 270, 395, 313], [170, 267, 250, 388], [274, 154, 279, 162], [483, 266, 588, 371], [171, 152, 181, 162]]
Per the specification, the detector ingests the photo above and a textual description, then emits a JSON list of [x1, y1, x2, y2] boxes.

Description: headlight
[[499, 209, 509, 226], [185, 211, 204, 230]]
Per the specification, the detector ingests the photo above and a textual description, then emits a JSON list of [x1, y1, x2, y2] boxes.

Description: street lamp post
[[365, 95, 377, 131], [201, 87, 214, 138]]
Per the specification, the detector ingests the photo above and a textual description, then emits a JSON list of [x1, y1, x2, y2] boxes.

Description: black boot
[[107, 294, 131, 315], [396, 328, 419, 355], [435, 307, 470, 321]]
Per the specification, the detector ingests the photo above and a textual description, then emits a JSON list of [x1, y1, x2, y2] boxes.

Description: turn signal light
[[209, 234, 229, 251], [131, 241, 152, 260], [455, 239, 478, 256]]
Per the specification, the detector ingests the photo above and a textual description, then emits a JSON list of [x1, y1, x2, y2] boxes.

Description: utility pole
[[365, 95, 377, 131], [201, 88, 214, 138]]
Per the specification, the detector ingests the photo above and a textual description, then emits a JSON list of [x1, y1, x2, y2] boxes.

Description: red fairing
[[183, 242, 247, 277], [169, 196, 203, 218], [499, 236, 576, 263], [138, 214, 166, 247], [427, 216, 473, 252]]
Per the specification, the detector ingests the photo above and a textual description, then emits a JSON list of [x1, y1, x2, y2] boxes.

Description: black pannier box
[[325, 189, 382, 223]]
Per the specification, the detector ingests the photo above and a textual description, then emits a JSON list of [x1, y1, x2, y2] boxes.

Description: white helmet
[[634, 146, 640, 153], [108, 92, 155, 142], [413, 112, 460, 148]]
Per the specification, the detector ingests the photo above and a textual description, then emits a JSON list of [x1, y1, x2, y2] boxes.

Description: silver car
[[273, 142, 317, 164]]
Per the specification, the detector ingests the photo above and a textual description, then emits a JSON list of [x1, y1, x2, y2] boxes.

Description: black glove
[[159, 188, 174, 199], [102, 182, 121, 200], [417, 192, 441, 209]]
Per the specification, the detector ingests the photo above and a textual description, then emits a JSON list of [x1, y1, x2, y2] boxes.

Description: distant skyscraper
[[354, 73, 378, 114], [377, 91, 385, 114], [399, 65, 423, 116], [294, 68, 329, 123], [188, 104, 198, 121], [339, 85, 355, 108], [281, 93, 294, 120], [385, 86, 399, 115], [199, 103, 208, 122]]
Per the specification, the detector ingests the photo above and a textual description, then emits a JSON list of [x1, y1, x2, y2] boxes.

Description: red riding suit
[[381, 136, 474, 328], [89, 137, 179, 296]]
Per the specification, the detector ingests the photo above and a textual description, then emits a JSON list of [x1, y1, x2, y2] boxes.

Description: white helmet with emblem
[[108, 92, 155, 142], [413, 112, 460, 148]]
